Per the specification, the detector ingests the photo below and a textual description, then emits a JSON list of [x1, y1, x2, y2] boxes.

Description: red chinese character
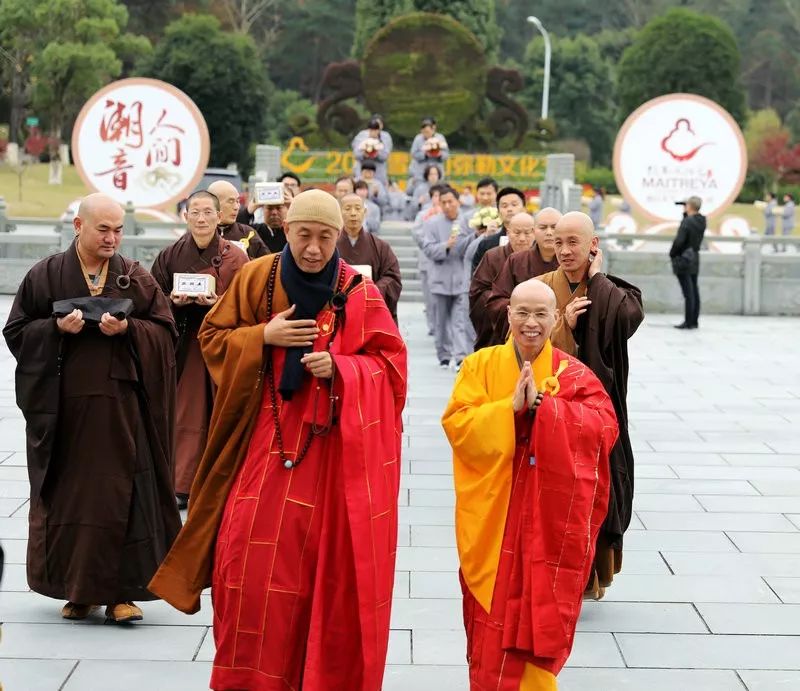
[[146, 137, 182, 167], [99, 100, 143, 149], [148, 109, 186, 136], [94, 148, 134, 191]]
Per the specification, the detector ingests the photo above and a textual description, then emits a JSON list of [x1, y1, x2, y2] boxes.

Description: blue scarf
[[278, 245, 340, 400]]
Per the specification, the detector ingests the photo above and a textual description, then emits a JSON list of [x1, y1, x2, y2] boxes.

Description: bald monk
[[485, 207, 561, 345], [207, 179, 268, 259], [151, 190, 249, 509], [337, 192, 402, 321], [149, 189, 408, 691], [470, 212, 537, 349], [3, 193, 181, 623], [540, 211, 644, 599], [442, 279, 618, 689]]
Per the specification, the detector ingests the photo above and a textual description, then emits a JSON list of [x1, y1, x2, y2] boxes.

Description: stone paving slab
[[1, 297, 800, 690]]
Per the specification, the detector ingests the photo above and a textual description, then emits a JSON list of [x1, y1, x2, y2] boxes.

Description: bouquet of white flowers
[[468, 206, 502, 230], [360, 137, 384, 158]]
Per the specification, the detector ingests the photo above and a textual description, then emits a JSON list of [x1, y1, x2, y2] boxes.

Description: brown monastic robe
[[336, 229, 403, 321], [538, 267, 644, 594], [151, 234, 249, 495], [469, 243, 512, 349], [3, 242, 181, 604], [484, 244, 560, 345], [218, 221, 268, 259]]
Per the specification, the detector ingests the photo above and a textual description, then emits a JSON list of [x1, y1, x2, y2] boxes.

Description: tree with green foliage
[[617, 9, 746, 123], [353, 0, 499, 59], [522, 34, 617, 165], [0, 0, 149, 142], [262, 0, 356, 100], [137, 13, 270, 174]]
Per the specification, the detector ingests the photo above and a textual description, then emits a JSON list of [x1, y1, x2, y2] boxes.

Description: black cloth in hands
[[278, 245, 339, 400], [52, 297, 135, 324]]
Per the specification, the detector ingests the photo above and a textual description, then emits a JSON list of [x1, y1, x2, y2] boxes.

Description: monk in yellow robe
[[539, 212, 644, 599], [442, 279, 618, 689]]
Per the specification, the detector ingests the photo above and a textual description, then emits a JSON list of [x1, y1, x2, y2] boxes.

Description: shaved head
[[553, 211, 599, 281], [340, 193, 367, 235], [76, 193, 122, 224], [74, 193, 124, 263], [340, 193, 364, 208], [510, 278, 557, 311], [207, 180, 240, 224], [534, 207, 562, 254], [507, 279, 558, 359], [507, 212, 536, 253], [207, 180, 238, 199]]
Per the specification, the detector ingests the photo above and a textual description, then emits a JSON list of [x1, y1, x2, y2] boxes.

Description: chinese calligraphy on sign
[[73, 78, 210, 209]]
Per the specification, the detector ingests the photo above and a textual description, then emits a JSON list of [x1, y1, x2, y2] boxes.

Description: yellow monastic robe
[[443, 338, 564, 690]]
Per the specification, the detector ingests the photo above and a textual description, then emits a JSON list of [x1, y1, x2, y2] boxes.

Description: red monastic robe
[[149, 254, 407, 691], [442, 340, 617, 688]]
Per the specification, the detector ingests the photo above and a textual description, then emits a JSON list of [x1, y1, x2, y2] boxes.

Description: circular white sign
[[613, 94, 747, 222], [72, 78, 210, 209]]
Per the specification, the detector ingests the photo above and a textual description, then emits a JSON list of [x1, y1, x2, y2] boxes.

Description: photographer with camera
[[670, 196, 706, 330]]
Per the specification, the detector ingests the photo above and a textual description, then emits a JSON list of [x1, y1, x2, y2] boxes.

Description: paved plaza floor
[[0, 294, 799, 690]]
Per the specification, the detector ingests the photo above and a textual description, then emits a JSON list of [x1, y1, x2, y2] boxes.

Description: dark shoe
[[674, 323, 690, 329], [176, 493, 189, 510], [61, 602, 99, 620], [439, 359, 450, 369], [105, 602, 143, 623], [687, 323, 699, 329]]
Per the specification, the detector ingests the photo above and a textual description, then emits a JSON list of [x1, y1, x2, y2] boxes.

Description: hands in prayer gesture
[[512, 361, 544, 413]]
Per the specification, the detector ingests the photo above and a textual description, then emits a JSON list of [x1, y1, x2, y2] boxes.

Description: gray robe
[[408, 133, 450, 183], [351, 129, 393, 185]]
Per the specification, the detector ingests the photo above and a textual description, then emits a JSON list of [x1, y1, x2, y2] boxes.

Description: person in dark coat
[[470, 187, 526, 274], [3, 193, 182, 623], [670, 195, 706, 330]]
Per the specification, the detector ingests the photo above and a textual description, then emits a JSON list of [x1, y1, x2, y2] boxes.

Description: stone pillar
[[0, 196, 13, 234], [60, 206, 76, 251], [742, 235, 762, 315], [123, 201, 142, 236]]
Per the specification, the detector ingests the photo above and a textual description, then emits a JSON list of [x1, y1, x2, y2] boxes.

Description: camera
[[254, 181, 285, 206], [675, 200, 687, 206]]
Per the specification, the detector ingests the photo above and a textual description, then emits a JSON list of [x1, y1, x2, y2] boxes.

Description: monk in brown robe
[[208, 179, 268, 259], [470, 212, 536, 349], [337, 192, 402, 320], [151, 190, 249, 509], [485, 206, 561, 345], [539, 211, 644, 600], [3, 193, 181, 623]]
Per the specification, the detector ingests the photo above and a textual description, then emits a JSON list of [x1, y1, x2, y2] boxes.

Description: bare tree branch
[[219, 0, 278, 34]]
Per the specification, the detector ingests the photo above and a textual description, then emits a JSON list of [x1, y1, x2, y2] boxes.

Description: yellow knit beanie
[[285, 189, 343, 231]]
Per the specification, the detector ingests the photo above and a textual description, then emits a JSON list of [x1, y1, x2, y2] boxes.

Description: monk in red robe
[[337, 192, 402, 321], [151, 190, 249, 509], [442, 278, 617, 689], [149, 189, 408, 691], [485, 207, 561, 345]]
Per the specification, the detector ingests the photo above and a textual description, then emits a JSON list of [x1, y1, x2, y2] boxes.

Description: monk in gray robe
[[3, 193, 181, 623]]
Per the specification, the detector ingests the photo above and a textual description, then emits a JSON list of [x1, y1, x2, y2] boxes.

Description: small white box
[[254, 181, 284, 206], [173, 273, 216, 297], [351, 264, 373, 279]]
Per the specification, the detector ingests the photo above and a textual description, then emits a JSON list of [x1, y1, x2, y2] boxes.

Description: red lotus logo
[[661, 118, 713, 161]]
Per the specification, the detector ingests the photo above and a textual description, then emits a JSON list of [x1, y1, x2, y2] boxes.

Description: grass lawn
[[0, 163, 90, 218]]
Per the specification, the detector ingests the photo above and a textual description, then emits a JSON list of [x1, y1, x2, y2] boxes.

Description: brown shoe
[[105, 602, 143, 623], [61, 602, 99, 620]]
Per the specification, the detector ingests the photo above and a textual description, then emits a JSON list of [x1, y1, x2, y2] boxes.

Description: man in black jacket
[[670, 195, 706, 329]]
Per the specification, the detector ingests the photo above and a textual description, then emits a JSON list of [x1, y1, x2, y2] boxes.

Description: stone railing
[[599, 232, 800, 316]]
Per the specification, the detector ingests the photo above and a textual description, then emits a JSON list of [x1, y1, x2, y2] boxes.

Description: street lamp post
[[527, 16, 551, 121]]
